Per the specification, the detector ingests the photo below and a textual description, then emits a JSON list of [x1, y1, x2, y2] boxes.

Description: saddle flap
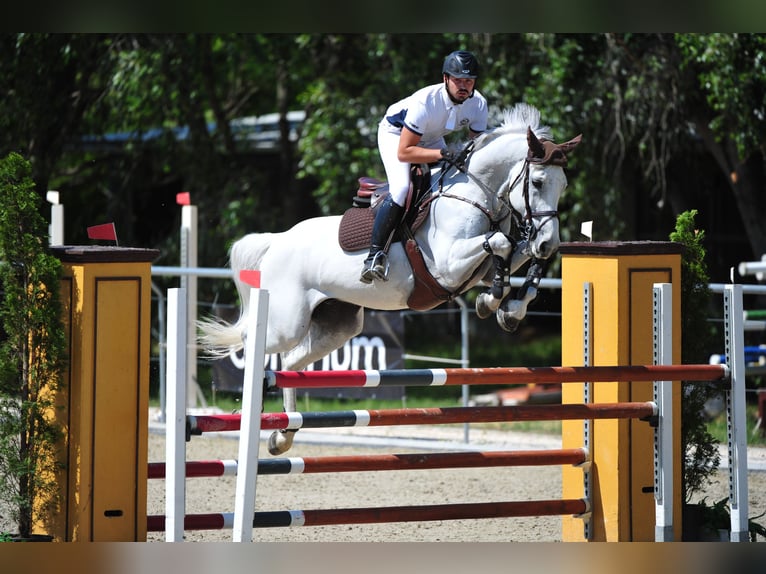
[[405, 239, 453, 311]]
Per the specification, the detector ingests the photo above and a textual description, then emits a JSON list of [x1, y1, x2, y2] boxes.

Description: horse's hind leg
[[267, 300, 364, 455], [267, 387, 298, 455]]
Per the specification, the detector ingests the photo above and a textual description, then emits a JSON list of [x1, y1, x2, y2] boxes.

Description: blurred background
[[2, 33, 765, 413]]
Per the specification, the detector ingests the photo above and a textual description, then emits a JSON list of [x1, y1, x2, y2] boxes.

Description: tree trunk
[[694, 120, 766, 260], [731, 151, 766, 259]]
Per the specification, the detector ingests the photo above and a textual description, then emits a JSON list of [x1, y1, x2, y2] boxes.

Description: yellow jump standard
[[560, 241, 682, 542]]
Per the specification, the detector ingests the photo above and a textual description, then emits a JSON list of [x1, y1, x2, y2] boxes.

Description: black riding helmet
[[442, 50, 480, 79]]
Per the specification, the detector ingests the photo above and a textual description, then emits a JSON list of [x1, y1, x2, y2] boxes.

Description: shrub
[[0, 152, 67, 538]]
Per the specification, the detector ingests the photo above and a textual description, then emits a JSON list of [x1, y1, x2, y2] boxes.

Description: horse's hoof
[[497, 313, 521, 333], [475, 295, 493, 320], [268, 430, 295, 455]]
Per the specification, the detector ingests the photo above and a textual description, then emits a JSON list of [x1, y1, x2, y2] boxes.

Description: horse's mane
[[472, 103, 553, 153]]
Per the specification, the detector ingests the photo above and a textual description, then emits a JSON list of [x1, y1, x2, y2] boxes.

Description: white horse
[[199, 103, 581, 455]]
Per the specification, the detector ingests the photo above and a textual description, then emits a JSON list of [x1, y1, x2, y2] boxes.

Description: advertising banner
[[210, 309, 405, 400]]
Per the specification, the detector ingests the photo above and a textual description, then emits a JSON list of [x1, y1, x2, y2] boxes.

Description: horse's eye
[[532, 178, 544, 190]]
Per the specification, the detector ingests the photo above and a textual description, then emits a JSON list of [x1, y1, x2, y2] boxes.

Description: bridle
[[436, 151, 558, 244], [439, 129, 580, 243], [505, 159, 559, 243], [414, 129, 580, 302]]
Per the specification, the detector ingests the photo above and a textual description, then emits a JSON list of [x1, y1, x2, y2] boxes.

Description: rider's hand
[[440, 147, 467, 171]]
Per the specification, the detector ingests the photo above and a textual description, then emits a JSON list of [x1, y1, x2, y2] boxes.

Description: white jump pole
[[233, 271, 270, 542], [724, 283, 749, 541], [653, 283, 673, 541], [165, 287, 187, 542], [737, 256, 766, 282]]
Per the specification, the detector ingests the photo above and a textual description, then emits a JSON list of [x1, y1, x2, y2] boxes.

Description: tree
[[0, 34, 117, 199], [669, 209, 720, 503], [509, 34, 764, 277], [676, 33, 766, 259], [2, 33, 762, 284], [0, 152, 67, 539]]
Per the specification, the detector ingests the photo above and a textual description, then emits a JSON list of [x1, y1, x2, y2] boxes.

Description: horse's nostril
[[537, 238, 561, 259]]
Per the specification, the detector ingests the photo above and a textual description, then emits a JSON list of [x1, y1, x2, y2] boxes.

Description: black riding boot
[[360, 196, 405, 283]]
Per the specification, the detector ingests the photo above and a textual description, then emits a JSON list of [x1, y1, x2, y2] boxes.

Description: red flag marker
[[239, 270, 261, 288], [87, 222, 118, 243], [176, 192, 191, 206]]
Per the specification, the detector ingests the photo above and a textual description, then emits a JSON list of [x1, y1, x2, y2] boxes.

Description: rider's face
[[445, 74, 475, 102]]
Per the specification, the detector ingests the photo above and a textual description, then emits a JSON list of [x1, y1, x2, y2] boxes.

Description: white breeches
[[377, 124, 414, 207]]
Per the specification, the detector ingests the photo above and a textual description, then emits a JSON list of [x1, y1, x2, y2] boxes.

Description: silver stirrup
[[361, 251, 390, 283]]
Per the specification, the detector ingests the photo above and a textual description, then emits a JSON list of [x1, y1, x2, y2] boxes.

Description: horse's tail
[[197, 232, 273, 358]]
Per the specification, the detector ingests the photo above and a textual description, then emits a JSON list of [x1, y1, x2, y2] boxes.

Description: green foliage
[[669, 209, 720, 503], [676, 33, 766, 158], [3, 33, 766, 289], [693, 497, 766, 542], [670, 209, 714, 362], [297, 78, 381, 215], [0, 152, 67, 538]]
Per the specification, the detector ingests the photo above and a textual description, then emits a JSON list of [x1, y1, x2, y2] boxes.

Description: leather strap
[[405, 239, 455, 311]]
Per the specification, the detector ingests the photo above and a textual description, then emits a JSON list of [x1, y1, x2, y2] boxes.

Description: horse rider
[[360, 49, 489, 284]]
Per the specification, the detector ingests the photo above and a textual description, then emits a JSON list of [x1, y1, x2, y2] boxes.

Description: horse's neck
[[466, 138, 525, 195], [429, 171, 510, 237]]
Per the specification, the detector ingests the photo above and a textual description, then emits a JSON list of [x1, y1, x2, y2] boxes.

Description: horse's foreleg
[[475, 253, 510, 319], [475, 239, 531, 319], [496, 258, 544, 333], [267, 387, 297, 455]]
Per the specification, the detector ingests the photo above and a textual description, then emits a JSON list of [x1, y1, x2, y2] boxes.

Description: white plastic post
[[724, 284, 749, 542], [180, 204, 201, 408], [232, 286, 270, 542], [165, 288, 187, 542], [653, 283, 673, 541], [46, 191, 64, 246]]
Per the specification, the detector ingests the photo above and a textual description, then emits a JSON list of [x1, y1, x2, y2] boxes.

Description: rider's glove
[[440, 147, 468, 171]]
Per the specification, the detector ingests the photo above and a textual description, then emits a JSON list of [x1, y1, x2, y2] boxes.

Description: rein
[[427, 126, 580, 244], [430, 149, 560, 301], [404, 130, 577, 306], [435, 153, 559, 244], [433, 157, 512, 231], [439, 187, 508, 230]]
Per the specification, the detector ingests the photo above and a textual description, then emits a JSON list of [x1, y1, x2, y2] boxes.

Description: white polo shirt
[[380, 83, 488, 149]]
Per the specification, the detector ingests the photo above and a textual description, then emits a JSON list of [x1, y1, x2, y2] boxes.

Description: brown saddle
[[338, 166, 470, 311], [338, 168, 430, 252]]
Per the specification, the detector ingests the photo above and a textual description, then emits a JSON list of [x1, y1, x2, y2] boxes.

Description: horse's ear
[[558, 134, 582, 155], [527, 127, 546, 160]]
